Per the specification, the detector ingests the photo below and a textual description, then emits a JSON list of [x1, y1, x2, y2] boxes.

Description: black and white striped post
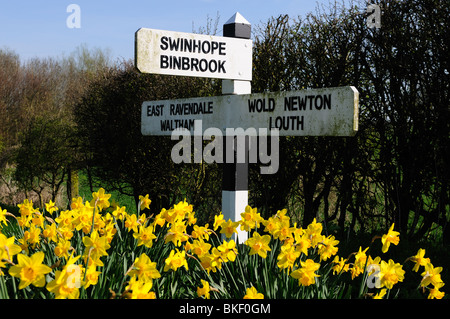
[[221, 12, 251, 244]]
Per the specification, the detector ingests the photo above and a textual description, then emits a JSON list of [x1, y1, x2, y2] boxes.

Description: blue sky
[[0, 0, 352, 63]]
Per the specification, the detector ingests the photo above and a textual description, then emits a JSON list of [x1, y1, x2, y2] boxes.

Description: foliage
[[0, 191, 446, 299], [14, 117, 78, 207], [250, 0, 450, 241]]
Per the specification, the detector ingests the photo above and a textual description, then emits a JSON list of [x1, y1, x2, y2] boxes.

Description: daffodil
[[197, 279, 211, 299], [410, 248, 430, 272], [220, 219, 240, 239], [185, 239, 211, 258], [277, 243, 300, 270], [428, 282, 445, 299], [217, 239, 238, 262], [0, 207, 10, 226], [129, 253, 161, 282], [18, 199, 34, 217], [172, 199, 194, 221], [262, 216, 281, 235], [44, 200, 58, 215], [305, 218, 323, 247], [294, 231, 311, 256], [46, 268, 81, 299], [240, 205, 263, 231], [245, 232, 271, 258], [0, 234, 22, 268], [83, 265, 101, 289], [213, 213, 225, 231], [379, 259, 405, 289], [133, 224, 157, 248], [165, 219, 189, 247], [291, 259, 321, 286], [350, 246, 369, 279], [124, 276, 156, 299], [112, 205, 127, 220], [90, 188, 111, 211], [9, 251, 52, 289], [318, 235, 339, 261], [23, 224, 41, 249], [243, 286, 264, 299], [272, 219, 294, 241], [420, 262, 444, 288], [331, 256, 349, 275], [124, 213, 140, 232], [381, 223, 400, 253], [139, 194, 152, 211], [164, 249, 188, 272], [191, 224, 211, 241], [372, 288, 387, 299], [82, 230, 110, 265], [42, 222, 58, 243]]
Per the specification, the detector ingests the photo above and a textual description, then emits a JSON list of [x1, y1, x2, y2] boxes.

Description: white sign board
[[141, 86, 359, 136], [135, 28, 252, 80]]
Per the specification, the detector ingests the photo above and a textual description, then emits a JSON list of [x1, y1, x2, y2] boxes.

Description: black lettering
[[169, 37, 180, 51], [298, 96, 307, 110], [191, 58, 199, 71], [248, 99, 257, 112], [201, 41, 211, 54], [324, 94, 331, 109], [160, 55, 169, 69], [207, 101, 213, 113], [315, 95, 323, 110], [209, 60, 217, 73], [160, 36, 168, 50], [193, 40, 201, 53], [199, 59, 208, 72], [211, 41, 219, 54], [173, 56, 181, 69], [184, 38, 192, 52], [270, 115, 304, 131], [218, 60, 226, 73], [268, 98, 275, 112], [147, 104, 164, 116], [307, 95, 315, 110], [219, 42, 226, 55], [182, 57, 190, 70]]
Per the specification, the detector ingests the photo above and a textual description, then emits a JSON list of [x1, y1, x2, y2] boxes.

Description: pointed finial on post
[[223, 12, 251, 39]]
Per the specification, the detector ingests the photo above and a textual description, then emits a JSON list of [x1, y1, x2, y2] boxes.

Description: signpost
[[135, 27, 252, 80], [135, 12, 359, 243], [141, 86, 359, 137]]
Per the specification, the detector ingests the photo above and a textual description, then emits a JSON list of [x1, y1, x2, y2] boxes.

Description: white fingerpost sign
[[141, 86, 359, 137], [135, 27, 252, 80]]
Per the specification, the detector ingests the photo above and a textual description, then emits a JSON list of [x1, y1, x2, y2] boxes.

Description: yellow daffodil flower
[[381, 223, 400, 253], [128, 253, 161, 282], [164, 249, 188, 272], [277, 243, 300, 270], [291, 259, 321, 286], [220, 219, 240, 239], [197, 279, 211, 299], [243, 286, 264, 299], [133, 224, 157, 248], [9, 251, 52, 289], [379, 259, 405, 289], [420, 262, 444, 288], [139, 194, 152, 211], [245, 232, 271, 259], [410, 248, 430, 272]]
